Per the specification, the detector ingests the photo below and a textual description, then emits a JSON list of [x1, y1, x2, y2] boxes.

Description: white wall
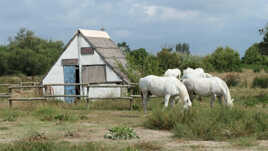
[[42, 33, 123, 99], [43, 36, 78, 99]]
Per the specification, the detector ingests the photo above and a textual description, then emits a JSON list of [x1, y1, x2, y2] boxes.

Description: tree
[[242, 43, 263, 64], [1, 28, 64, 76], [117, 42, 130, 53], [176, 42, 190, 54], [207, 46, 241, 72], [259, 24, 268, 55], [157, 48, 181, 72]]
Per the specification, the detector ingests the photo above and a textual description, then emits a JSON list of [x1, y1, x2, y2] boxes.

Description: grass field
[[0, 70, 268, 151]]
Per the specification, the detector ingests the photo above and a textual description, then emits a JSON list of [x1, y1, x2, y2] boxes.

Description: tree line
[[0, 26, 267, 79], [0, 28, 64, 76], [118, 24, 268, 82]]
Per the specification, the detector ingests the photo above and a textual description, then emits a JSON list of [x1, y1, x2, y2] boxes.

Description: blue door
[[63, 66, 76, 103]]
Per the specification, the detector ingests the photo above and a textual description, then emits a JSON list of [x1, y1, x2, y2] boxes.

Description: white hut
[[42, 29, 130, 102]]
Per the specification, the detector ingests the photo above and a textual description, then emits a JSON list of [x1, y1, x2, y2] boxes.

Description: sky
[[0, 0, 267, 56]]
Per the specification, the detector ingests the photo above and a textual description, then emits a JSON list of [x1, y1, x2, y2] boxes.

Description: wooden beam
[[88, 85, 134, 88], [0, 95, 11, 98], [44, 95, 88, 97], [8, 97, 47, 101], [88, 97, 132, 99], [43, 83, 88, 86], [9, 86, 43, 89]]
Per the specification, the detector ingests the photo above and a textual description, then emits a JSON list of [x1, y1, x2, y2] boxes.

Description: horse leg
[[142, 91, 149, 113], [164, 95, 171, 108], [210, 94, 216, 108], [170, 96, 176, 107], [218, 96, 223, 106], [190, 92, 195, 104]]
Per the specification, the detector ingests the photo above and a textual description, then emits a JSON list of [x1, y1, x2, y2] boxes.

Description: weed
[[104, 126, 140, 140]]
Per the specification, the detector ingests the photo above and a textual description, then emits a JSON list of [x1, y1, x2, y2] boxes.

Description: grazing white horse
[[164, 68, 181, 79], [182, 67, 212, 79], [139, 75, 192, 113], [183, 77, 233, 107]]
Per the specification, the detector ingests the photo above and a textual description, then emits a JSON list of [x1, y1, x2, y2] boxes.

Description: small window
[[81, 47, 94, 55]]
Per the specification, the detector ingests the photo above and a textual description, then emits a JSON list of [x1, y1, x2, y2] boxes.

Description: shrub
[[252, 76, 268, 88], [144, 104, 268, 140], [253, 66, 261, 73], [207, 46, 241, 72], [223, 74, 240, 87], [104, 126, 140, 140]]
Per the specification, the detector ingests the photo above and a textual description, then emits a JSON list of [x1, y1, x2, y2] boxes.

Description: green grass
[[144, 103, 268, 141]]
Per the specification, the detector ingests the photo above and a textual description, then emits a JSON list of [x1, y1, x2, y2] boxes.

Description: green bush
[[207, 46, 241, 72], [104, 126, 140, 140], [242, 43, 263, 65], [252, 76, 268, 88], [144, 104, 268, 140]]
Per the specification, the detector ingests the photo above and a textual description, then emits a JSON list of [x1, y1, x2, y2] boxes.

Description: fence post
[[129, 88, 134, 110], [8, 99, 12, 108], [86, 84, 90, 103]]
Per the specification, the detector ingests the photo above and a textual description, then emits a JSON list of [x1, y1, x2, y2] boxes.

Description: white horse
[[139, 75, 192, 113], [164, 68, 181, 79], [183, 77, 233, 107], [182, 67, 213, 80]]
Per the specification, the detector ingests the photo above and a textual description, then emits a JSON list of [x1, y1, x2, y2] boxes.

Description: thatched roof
[[79, 29, 130, 84]]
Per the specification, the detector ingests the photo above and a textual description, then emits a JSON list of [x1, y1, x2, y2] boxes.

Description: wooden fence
[[1, 82, 140, 110]]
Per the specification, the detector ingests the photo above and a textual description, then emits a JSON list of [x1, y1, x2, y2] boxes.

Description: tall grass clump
[[0, 141, 115, 151], [252, 76, 268, 88], [144, 104, 268, 140], [223, 74, 240, 87], [0, 109, 21, 122], [32, 106, 78, 121]]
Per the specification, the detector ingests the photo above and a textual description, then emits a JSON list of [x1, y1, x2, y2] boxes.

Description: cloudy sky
[[0, 0, 267, 55]]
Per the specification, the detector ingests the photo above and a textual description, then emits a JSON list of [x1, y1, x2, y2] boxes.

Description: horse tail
[[220, 79, 232, 105]]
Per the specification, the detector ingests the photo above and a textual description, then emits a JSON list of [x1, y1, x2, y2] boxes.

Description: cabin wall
[[43, 36, 79, 98], [42, 33, 123, 100], [78, 35, 121, 97], [79, 35, 122, 82]]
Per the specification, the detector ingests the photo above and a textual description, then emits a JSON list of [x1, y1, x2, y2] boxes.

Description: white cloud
[[130, 3, 200, 22]]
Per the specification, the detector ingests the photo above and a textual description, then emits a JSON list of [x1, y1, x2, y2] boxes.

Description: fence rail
[[2, 82, 141, 110]]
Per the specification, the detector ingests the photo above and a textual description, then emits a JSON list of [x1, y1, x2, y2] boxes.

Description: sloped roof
[[79, 29, 130, 84]]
